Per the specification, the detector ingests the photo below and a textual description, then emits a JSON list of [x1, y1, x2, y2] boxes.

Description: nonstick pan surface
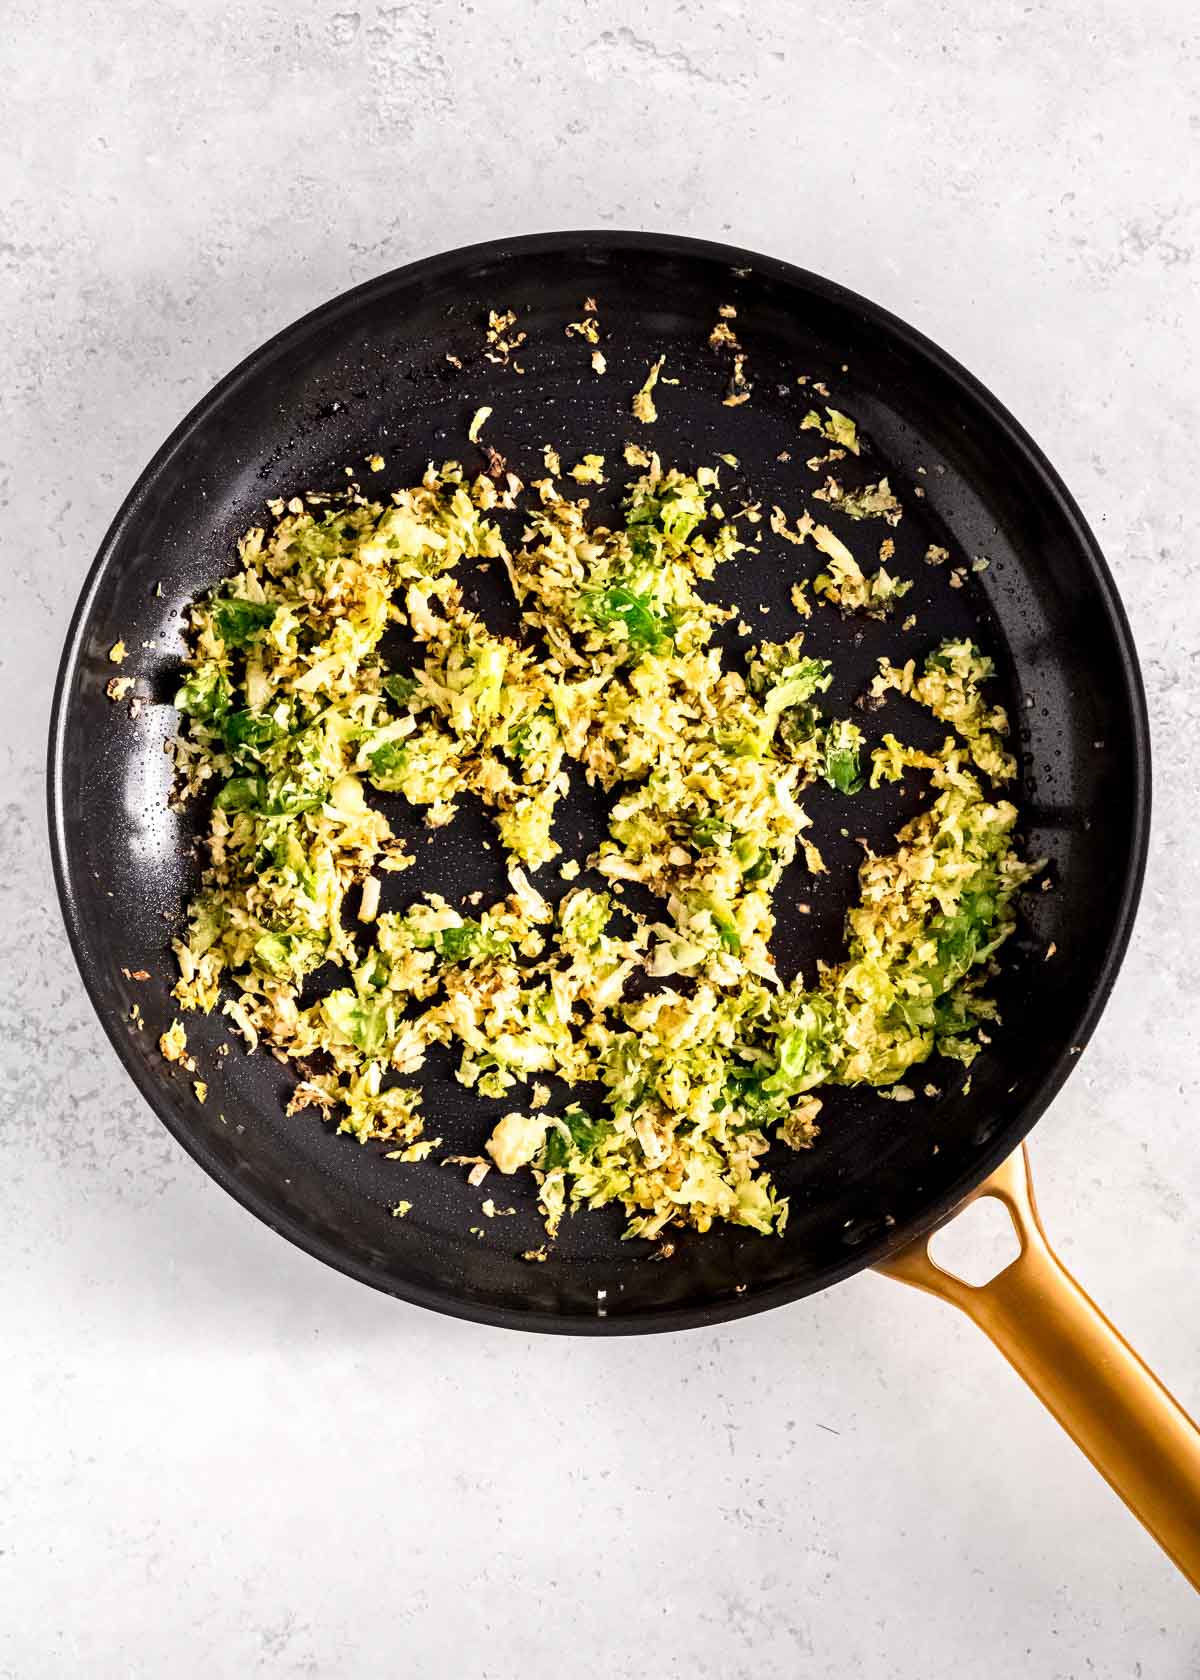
[[49, 232, 1149, 1333]]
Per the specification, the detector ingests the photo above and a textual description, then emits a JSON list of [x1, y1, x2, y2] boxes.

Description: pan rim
[[47, 229, 1152, 1335]]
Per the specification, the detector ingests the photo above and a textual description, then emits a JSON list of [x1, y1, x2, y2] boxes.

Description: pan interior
[[51, 235, 1146, 1331]]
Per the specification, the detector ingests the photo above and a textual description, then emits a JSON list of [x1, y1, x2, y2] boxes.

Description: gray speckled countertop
[[3, 2, 1199, 1673]]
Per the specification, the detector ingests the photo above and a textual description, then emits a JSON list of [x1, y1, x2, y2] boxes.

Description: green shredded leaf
[[212, 597, 277, 646]]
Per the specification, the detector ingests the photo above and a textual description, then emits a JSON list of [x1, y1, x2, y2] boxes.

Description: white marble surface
[[4, 1, 1199, 1672]]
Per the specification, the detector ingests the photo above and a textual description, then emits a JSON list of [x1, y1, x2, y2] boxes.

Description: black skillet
[[48, 233, 1200, 1581]]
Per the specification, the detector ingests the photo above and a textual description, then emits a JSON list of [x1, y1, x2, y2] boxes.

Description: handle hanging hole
[[929, 1193, 1022, 1288]]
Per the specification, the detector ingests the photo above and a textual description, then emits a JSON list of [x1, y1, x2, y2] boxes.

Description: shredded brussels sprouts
[[166, 443, 1035, 1245], [871, 639, 1017, 783]]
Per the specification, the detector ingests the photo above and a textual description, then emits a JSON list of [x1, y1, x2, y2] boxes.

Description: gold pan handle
[[874, 1144, 1200, 1590]]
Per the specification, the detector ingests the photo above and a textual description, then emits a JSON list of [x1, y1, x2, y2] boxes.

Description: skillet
[[47, 231, 1199, 1582]]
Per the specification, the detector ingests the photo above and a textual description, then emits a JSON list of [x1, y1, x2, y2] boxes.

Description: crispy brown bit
[[722, 351, 751, 406]]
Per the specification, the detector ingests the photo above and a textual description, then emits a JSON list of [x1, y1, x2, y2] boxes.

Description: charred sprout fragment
[[816, 476, 903, 525], [812, 523, 911, 619]]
